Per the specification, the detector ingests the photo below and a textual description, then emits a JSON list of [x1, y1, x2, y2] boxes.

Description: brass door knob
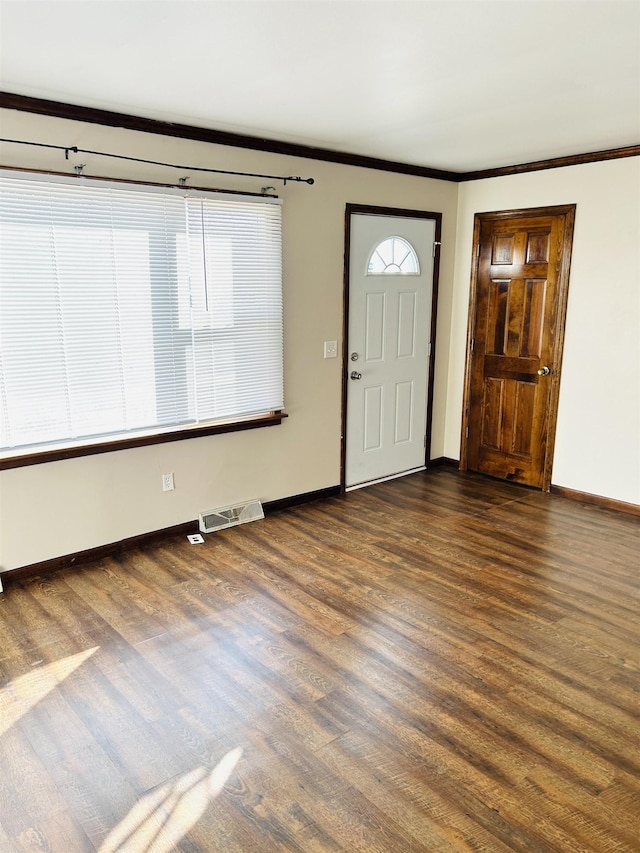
[[537, 366, 551, 376]]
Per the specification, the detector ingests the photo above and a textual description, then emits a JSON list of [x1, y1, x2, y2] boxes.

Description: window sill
[[0, 411, 287, 470]]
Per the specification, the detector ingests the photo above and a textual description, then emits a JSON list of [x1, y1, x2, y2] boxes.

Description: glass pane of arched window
[[367, 236, 420, 275]]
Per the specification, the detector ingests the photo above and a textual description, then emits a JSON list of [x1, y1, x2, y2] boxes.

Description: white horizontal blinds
[[184, 195, 283, 420], [1, 176, 185, 450], [0, 171, 283, 453]]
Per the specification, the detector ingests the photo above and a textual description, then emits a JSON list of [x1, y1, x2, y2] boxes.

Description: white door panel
[[346, 213, 435, 488], [394, 380, 414, 444]]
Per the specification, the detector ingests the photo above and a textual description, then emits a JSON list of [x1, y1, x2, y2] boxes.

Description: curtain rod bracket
[[74, 164, 85, 176], [179, 176, 189, 187]]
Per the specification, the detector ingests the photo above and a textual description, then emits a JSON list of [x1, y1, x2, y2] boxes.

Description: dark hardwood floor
[[0, 469, 638, 852]]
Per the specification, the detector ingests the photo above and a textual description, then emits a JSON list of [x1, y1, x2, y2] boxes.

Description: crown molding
[[459, 145, 640, 181], [1, 92, 638, 183], [0, 91, 459, 182]]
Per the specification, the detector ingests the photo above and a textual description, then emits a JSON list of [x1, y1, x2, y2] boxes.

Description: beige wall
[[448, 157, 640, 504], [2, 112, 638, 575], [0, 110, 459, 572]]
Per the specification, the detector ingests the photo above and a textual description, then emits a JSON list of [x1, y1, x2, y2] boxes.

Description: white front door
[[345, 213, 436, 489]]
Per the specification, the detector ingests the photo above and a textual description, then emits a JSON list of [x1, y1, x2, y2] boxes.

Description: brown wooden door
[[464, 206, 575, 488]]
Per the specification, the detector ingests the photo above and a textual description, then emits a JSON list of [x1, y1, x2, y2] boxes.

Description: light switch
[[324, 340, 338, 359]]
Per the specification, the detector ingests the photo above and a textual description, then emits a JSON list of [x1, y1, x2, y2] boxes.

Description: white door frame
[[341, 204, 442, 491]]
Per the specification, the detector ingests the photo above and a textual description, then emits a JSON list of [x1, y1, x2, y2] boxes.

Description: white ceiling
[[1, 0, 639, 173]]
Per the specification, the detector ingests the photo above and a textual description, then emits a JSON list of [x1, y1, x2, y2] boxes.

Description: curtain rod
[[0, 137, 315, 186]]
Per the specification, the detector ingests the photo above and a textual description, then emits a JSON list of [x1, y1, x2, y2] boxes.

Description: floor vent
[[199, 500, 264, 534]]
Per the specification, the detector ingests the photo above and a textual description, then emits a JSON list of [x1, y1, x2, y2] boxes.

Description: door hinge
[[471, 337, 475, 353], [424, 435, 428, 447], [433, 240, 441, 258], [466, 425, 469, 438]]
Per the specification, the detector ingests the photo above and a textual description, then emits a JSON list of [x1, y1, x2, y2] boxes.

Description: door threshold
[[345, 466, 426, 492]]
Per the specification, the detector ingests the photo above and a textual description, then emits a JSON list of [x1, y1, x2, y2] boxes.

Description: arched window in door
[[367, 236, 420, 275]]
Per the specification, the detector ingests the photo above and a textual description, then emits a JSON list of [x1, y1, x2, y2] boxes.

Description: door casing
[[341, 203, 442, 491], [460, 204, 576, 491]]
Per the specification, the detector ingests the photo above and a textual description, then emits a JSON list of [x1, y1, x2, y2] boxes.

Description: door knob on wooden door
[[537, 366, 551, 376]]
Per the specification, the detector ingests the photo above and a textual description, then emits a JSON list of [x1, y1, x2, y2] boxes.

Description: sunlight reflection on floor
[[98, 747, 243, 853], [0, 646, 99, 737], [0, 646, 243, 851]]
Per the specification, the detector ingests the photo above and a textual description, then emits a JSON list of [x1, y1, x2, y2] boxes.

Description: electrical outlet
[[162, 472, 175, 491], [324, 340, 338, 359]]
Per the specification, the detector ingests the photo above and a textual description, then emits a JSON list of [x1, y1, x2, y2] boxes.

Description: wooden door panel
[[486, 277, 548, 358], [487, 279, 510, 353], [481, 378, 504, 450], [526, 231, 550, 263], [521, 279, 547, 357], [465, 207, 575, 488], [491, 232, 515, 264], [512, 380, 536, 456], [479, 379, 536, 457]]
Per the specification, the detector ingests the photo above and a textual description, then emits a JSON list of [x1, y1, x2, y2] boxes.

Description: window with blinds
[[0, 171, 284, 460]]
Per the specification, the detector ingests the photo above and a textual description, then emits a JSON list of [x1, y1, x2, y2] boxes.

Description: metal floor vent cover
[[199, 499, 264, 534]]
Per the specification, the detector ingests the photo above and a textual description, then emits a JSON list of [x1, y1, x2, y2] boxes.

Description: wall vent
[[199, 500, 264, 534]]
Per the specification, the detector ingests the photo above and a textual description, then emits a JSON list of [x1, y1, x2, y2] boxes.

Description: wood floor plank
[[0, 725, 69, 839], [1, 469, 638, 851]]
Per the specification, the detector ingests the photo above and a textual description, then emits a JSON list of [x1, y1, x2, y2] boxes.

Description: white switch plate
[[324, 340, 338, 359], [162, 472, 175, 491]]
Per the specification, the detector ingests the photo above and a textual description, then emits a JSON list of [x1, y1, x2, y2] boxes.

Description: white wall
[[0, 110, 459, 572], [448, 157, 640, 504]]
